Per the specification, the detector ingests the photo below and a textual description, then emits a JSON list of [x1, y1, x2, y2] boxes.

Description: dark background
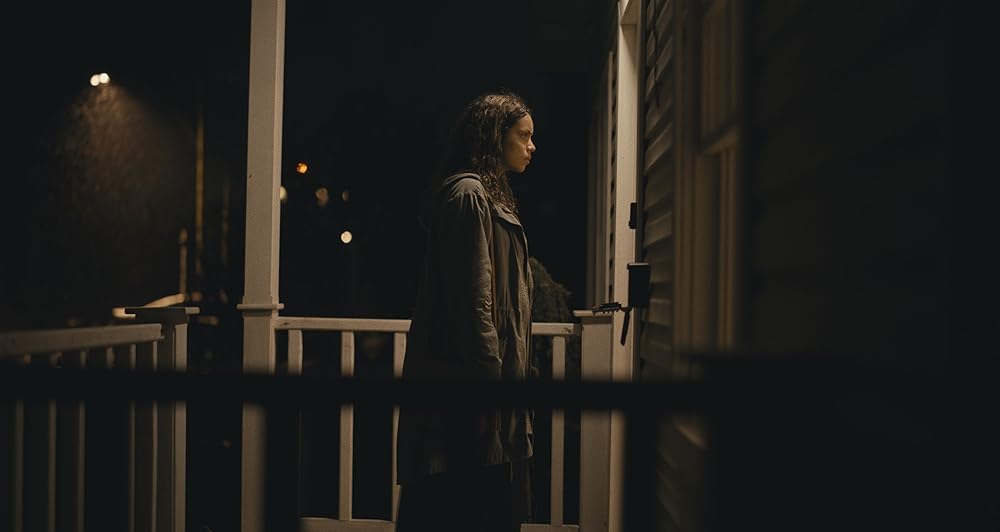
[[3, 0, 604, 332]]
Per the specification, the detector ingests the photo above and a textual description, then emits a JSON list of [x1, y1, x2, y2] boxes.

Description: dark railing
[[1, 355, 947, 532], [0, 307, 197, 532]]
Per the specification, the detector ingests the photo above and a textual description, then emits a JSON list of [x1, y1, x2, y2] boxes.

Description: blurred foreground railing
[[0, 307, 197, 532], [1, 367, 702, 532], [1, 328, 945, 532]]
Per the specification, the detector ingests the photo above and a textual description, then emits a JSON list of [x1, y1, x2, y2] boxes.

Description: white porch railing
[[2, 308, 615, 532], [264, 312, 614, 532], [0, 306, 197, 532]]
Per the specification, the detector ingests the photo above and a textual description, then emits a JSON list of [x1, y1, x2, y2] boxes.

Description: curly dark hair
[[441, 91, 531, 214]]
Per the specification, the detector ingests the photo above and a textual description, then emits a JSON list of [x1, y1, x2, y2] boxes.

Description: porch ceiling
[[528, 0, 609, 73]]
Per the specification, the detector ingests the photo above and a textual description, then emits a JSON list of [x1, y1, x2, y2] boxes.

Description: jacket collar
[[491, 202, 523, 229], [439, 172, 524, 229]]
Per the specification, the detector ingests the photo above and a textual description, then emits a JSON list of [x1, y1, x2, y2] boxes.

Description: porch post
[[127, 306, 199, 532], [238, 0, 286, 530], [574, 311, 614, 532], [610, 4, 641, 531]]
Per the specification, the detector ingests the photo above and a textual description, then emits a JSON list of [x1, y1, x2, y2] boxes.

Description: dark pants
[[396, 459, 533, 532]]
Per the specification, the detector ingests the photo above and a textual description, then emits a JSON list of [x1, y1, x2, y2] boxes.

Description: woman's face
[[501, 114, 536, 174]]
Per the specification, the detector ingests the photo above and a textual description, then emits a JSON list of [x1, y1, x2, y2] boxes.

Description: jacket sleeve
[[436, 185, 502, 380]]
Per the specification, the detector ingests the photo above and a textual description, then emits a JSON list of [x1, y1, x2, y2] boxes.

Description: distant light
[[279, 186, 288, 203], [90, 72, 111, 87], [315, 187, 329, 208], [341, 231, 353, 244], [296, 162, 308, 174], [341, 189, 350, 202]]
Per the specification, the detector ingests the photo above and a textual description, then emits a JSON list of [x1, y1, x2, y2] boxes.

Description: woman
[[396, 91, 537, 532]]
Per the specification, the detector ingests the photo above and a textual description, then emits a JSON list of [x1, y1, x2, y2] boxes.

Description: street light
[[89, 72, 111, 87]]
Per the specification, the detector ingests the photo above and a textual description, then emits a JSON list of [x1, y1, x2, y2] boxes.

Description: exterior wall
[[586, 3, 643, 530], [630, 0, 744, 529], [588, 0, 716, 529], [713, 3, 954, 530], [619, 0, 954, 528], [742, 0, 953, 363]]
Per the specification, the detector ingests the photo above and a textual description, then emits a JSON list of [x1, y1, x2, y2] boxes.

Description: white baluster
[[122, 343, 137, 532], [10, 386, 25, 532], [25, 353, 58, 532], [134, 340, 158, 532], [339, 332, 355, 521], [551, 336, 567, 527], [57, 350, 87, 532], [288, 330, 303, 376], [391, 332, 405, 522]]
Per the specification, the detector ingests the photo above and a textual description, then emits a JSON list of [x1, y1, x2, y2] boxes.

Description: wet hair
[[440, 90, 531, 214]]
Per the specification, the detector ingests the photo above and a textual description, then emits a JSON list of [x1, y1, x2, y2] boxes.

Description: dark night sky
[[3, 1, 603, 329]]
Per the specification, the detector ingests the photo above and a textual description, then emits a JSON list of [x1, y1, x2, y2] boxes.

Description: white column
[[610, 3, 641, 531], [573, 311, 614, 532], [238, 0, 286, 530]]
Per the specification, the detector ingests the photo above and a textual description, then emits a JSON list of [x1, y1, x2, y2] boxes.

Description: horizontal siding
[[750, 136, 948, 275], [745, 0, 952, 361], [655, 419, 707, 532], [647, 294, 673, 332], [753, 23, 949, 195], [644, 123, 674, 175], [655, 464, 681, 532], [751, 0, 925, 131], [643, 209, 673, 249], [638, 322, 673, 379], [642, 0, 673, 372], [647, 35, 674, 95], [645, 239, 674, 283], [644, 76, 675, 138], [644, 160, 673, 211], [639, 0, 690, 531], [640, 0, 675, 346]]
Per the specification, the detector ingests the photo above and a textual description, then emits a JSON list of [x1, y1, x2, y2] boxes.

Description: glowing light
[[279, 186, 288, 203], [90, 73, 111, 86], [342, 189, 350, 202], [341, 231, 353, 244], [315, 187, 329, 207], [296, 162, 308, 174]]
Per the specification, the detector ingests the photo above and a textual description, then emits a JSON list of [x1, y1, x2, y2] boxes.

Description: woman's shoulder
[[443, 173, 487, 199]]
